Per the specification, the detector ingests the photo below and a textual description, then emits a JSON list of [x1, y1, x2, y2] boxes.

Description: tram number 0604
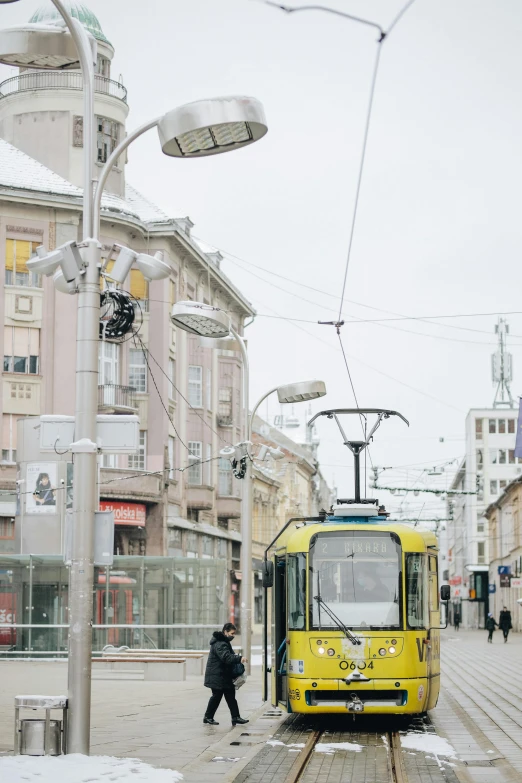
[[339, 661, 374, 671]]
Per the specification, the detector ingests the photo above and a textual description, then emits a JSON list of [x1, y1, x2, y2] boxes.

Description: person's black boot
[[204, 717, 219, 725], [232, 717, 249, 726]]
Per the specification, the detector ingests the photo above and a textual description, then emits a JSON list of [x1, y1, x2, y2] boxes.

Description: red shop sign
[[100, 501, 146, 527], [448, 576, 462, 586]]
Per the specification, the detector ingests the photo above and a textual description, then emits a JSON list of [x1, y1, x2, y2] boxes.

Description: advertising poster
[[26, 462, 58, 514]]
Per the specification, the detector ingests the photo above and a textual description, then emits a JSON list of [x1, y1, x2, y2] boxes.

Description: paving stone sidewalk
[[0, 658, 283, 778]]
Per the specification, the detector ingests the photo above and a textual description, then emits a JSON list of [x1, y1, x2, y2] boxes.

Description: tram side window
[[287, 553, 306, 630], [407, 554, 428, 629], [429, 555, 439, 611]]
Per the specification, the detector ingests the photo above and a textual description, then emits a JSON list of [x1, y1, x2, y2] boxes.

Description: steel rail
[[280, 728, 407, 783]]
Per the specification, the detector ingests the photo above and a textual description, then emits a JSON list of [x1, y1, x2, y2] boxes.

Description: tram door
[[272, 556, 287, 707]]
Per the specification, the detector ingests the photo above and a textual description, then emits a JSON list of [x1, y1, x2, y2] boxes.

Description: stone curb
[[181, 700, 287, 783]]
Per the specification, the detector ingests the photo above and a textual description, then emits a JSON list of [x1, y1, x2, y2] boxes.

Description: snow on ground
[[315, 742, 363, 754], [400, 733, 457, 757], [0, 754, 183, 783]]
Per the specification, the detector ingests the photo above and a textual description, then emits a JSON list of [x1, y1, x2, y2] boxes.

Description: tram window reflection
[[288, 553, 306, 630], [309, 532, 401, 630], [406, 553, 428, 629]]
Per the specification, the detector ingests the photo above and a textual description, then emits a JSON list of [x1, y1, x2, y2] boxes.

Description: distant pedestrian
[[453, 609, 461, 631], [486, 613, 498, 643], [203, 623, 249, 726], [499, 606, 512, 643]]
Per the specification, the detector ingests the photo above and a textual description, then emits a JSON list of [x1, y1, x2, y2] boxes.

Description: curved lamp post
[[171, 301, 326, 675], [0, 1, 268, 753]]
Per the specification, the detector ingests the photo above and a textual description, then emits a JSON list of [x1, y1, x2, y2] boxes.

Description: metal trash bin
[[20, 719, 61, 756], [14, 695, 68, 755]]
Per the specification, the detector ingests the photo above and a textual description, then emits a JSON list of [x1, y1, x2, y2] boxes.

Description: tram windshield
[[309, 531, 402, 630]]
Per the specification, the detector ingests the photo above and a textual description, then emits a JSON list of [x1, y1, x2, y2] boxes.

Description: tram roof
[[275, 520, 438, 554]]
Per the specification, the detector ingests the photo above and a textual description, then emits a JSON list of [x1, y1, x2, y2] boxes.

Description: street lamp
[[171, 301, 326, 673], [0, 2, 268, 754]]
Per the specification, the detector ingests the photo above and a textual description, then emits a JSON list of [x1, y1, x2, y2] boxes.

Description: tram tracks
[[282, 728, 407, 783]]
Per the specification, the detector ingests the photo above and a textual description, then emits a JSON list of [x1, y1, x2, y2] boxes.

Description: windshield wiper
[[313, 596, 361, 645]]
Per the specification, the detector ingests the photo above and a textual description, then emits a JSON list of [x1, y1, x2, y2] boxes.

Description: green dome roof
[[29, 3, 111, 47]]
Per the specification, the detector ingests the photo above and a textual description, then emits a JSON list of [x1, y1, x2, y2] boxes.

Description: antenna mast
[[492, 318, 514, 408]]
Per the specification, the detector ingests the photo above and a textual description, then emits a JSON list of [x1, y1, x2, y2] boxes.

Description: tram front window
[[309, 531, 401, 630]]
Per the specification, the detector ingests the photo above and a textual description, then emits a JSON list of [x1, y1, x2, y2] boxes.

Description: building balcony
[[99, 467, 161, 504], [217, 414, 234, 427], [0, 72, 127, 103], [98, 384, 137, 414], [216, 495, 242, 519], [186, 485, 214, 511]]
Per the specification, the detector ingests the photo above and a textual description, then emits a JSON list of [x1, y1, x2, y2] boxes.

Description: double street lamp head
[[171, 301, 231, 338], [158, 96, 267, 158], [0, 22, 90, 69], [276, 380, 327, 404]]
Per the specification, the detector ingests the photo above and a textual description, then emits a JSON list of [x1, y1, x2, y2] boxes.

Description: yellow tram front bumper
[[287, 676, 430, 714]]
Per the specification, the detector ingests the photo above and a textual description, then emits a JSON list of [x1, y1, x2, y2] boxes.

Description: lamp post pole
[[228, 328, 253, 674], [40, 1, 99, 755]]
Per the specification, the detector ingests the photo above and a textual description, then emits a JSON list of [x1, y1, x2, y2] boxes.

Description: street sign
[[510, 577, 522, 588], [500, 574, 511, 588], [498, 565, 511, 575], [489, 583, 496, 594]]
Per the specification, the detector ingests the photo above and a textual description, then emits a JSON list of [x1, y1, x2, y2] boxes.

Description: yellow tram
[[262, 409, 449, 716]]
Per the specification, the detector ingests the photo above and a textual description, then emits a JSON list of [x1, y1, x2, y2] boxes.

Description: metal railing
[[0, 71, 127, 103], [98, 384, 136, 410]]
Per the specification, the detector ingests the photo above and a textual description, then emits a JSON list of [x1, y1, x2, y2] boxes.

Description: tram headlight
[[318, 647, 325, 655], [388, 646, 396, 654], [327, 649, 335, 656], [378, 648, 386, 656]]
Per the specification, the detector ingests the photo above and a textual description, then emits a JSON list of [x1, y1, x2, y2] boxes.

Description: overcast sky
[[3, 0, 522, 521]]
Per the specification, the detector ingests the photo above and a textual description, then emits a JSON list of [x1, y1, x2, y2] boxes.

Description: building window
[[97, 116, 119, 163], [218, 388, 233, 425], [186, 531, 198, 558], [218, 458, 233, 496], [95, 55, 110, 77], [206, 368, 212, 410], [489, 419, 496, 434], [508, 419, 515, 434], [476, 449, 483, 469], [168, 436, 175, 480], [490, 480, 498, 495], [5, 239, 41, 288], [1, 448, 16, 463], [475, 418, 483, 439], [187, 441, 202, 484], [477, 541, 485, 565], [499, 419, 506, 434], [509, 449, 516, 464], [3, 327, 39, 374], [128, 349, 147, 392], [499, 449, 507, 465], [0, 517, 15, 540], [188, 366, 203, 407], [206, 443, 212, 485], [169, 528, 183, 557], [129, 269, 149, 310], [101, 454, 117, 468], [490, 449, 497, 464], [168, 358, 176, 400], [477, 519, 485, 533], [500, 479, 507, 490], [202, 535, 213, 559], [128, 431, 146, 470], [216, 538, 227, 559], [98, 340, 119, 385]]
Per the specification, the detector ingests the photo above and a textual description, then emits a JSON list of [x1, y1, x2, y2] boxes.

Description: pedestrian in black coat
[[486, 613, 498, 643], [203, 623, 249, 726], [499, 606, 512, 643]]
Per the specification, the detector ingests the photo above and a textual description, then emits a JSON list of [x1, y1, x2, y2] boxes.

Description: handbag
[[231, 661, 245, 678]]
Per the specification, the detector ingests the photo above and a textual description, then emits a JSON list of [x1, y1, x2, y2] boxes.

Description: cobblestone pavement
[[230, 631, 522, 783], [0, 632, 521, 782]]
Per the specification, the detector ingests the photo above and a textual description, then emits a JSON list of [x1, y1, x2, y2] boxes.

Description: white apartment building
[[445, 408, 521, 627]]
